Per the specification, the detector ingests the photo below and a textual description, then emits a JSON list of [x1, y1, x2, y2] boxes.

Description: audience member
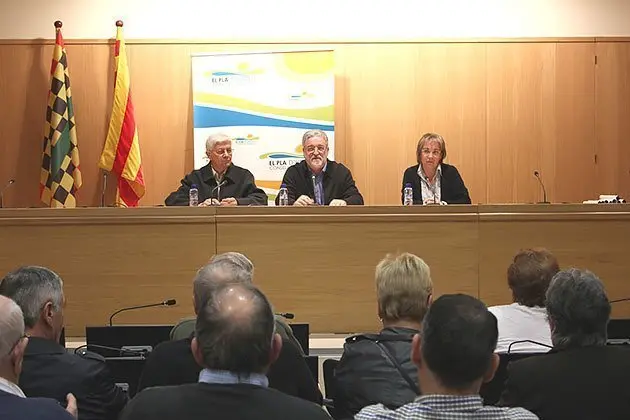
[[0, 266, 127, 420], [0, 295, 76, 420], [489, 248, 558, 353], [500, 269, 630, 419], [121, 282, 330, 420], [137, 252, 321, 404], [335, 253, 432, 418], [357, 294, 538, 419]]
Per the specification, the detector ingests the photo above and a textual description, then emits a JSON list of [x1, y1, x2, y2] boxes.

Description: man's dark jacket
[[19, 337, 127, 420], [137, 335, 322, 405], [499, 345, 630, 420], [334, 327, 419, 418], [276, 160, 363, 205], [165, 163, 267, 206]]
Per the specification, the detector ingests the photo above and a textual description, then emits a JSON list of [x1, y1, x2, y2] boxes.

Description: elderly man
[[357, 294, 537, 420], [137, 252, 321, 404], [0, 295, 76, 420], [165, 133, 268, 206], [121, 282, 330, 420], [500, 269, 630, 419], [0, 266, 127, 420], [276, 129, 363, 206]]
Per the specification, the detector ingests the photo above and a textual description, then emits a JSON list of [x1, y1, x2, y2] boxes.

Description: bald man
[[122, 283, 329, 420], [0, 295, 76, 420]]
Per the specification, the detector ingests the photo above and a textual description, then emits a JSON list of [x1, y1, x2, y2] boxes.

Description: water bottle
[[403, 183, 413, 206], [189, 184, 199, 207], [278, 184, 289, 206]]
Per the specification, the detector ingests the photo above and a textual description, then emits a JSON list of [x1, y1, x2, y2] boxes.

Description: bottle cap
[[405, 183, 412, 187], [280, 183, 287, 188], [191, 184, 197, 188]]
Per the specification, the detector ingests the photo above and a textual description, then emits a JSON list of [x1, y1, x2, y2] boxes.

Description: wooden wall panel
[[554, 43, 597, 203], [596, 43, 630, 201], [0, 40, 627, 209], [486, 43, 557, 204]]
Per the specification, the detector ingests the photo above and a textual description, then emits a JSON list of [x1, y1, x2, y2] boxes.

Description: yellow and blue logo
[[234, 134, 260, 144], [259, 144, 303, 159], [289, 91, 316, 101], [204, 63, 265, 83]]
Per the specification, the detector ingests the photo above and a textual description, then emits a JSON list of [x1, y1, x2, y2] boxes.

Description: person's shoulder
[[283, 160, 307, 175], [403, 164, 419, 174], [259, 387, 329, 418], [229, 164, 255, 177], [355, 403, 403, 419], [488, 303, 514, 316], [440, 163, 460, 174], [10, 396, 74, 420], [501, 406, 540, 419]]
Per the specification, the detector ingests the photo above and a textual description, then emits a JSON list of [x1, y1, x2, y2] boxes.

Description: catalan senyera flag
[[98, 23, 145, 207], [40, 23, 82, 208]]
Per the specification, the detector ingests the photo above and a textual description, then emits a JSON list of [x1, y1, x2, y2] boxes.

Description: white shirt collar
[[418, 164, 442, 182], [0, 376, 26, 398]]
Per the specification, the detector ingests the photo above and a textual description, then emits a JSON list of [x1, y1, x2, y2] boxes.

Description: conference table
[[0, 204, 628, 337]]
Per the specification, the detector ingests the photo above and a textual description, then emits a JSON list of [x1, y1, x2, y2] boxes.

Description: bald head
[[0, 296, 24, 359], [193, 252, 254, 312], [194, 282, 276, 374]]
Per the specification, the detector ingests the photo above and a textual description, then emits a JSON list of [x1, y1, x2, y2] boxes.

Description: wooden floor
[[1, 204, 629, 336]]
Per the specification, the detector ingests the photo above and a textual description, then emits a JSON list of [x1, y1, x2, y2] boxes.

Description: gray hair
[[416, 132, 447, 164], [0, 266, 64, 329], [205, 133, 232, 152], [301, 129, 328, 147], [546, 268, 611, 349], [0, 296, 24, 359], [195, 282, 276, 374], [193, 252, 254, 311]]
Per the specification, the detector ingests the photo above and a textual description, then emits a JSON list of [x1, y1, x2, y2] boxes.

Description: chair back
[[480, 352, 542, 405]]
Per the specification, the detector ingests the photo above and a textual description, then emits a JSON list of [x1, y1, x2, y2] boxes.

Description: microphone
[[533, 171, 549, 204], [0, 179, 16, 208], [108, 299, 177, 326], [276, 312, 295, 320], [212, 180, 227, 202], [507, 339, 553, 354], [74, 343, 149, 357], [610, 298, 630, 303]]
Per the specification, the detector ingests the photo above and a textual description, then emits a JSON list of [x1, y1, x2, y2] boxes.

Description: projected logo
[[259, 145, 304, 171]]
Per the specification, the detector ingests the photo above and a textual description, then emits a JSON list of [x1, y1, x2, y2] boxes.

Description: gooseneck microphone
[[610, 298, 630, 304], [311, 174, 318, 204], [533, 171, 549, 204], [276, 312, 295, 320], [0, 179, 16, 208], [108, 299, 177, 326], [507, 339, 553, 354]]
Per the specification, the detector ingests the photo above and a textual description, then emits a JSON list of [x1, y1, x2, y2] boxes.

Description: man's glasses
[[421, 149, 442, 157], [305, 145, 327, 154]]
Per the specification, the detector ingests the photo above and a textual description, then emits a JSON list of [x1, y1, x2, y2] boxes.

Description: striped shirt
[[356, 395, 538, 420]]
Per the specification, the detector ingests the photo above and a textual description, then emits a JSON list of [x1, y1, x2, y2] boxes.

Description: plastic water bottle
[[403, 183, 413, 206], [278, 184, 289, 206], [189, 184, 199, 207]]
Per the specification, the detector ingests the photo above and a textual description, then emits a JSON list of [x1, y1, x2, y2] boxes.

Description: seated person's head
[[191, 282, 281, 375], [414, 294, 498, 394], [508, 248, 559, 307], [0, 266, 65, 343], [546, 268, 610, 349], [0, 296, 28, 384], [192, 252, 254, 314], [376, 253, 433, 329]]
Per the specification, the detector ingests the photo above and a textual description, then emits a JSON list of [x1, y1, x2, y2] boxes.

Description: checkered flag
[[40, 21, 82, 208]]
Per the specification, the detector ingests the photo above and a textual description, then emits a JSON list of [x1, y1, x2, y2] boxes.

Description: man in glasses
[[276, 129, 363, 206], [165, 133, 268, 206], [0, 295, 77, 419], [0, 266, 127, 420]]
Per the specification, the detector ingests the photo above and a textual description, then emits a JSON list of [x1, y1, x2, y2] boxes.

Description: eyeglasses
[[213, 148, 232, 156], [305, 145, 327, 154], [421, 148, 442, 157]]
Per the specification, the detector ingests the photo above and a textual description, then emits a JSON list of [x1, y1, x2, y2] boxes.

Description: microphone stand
[[0, 179, 16, 209], [101, 171, 108, 207], [533, 171, 549, 204], [109, 301, 175, 326]]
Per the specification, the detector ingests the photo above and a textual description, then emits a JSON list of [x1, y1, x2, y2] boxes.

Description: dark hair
[[421, 294, 498, 390], [507, 248, 559, 307], [195, 282, 275, 374]]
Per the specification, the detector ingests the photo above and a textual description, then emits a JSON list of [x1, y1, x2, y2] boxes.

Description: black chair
[[322, 358, 340, 418], [480, 352, 542, 405]]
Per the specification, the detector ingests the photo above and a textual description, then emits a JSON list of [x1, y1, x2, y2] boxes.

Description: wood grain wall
[[0, 40, 628, 207]]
